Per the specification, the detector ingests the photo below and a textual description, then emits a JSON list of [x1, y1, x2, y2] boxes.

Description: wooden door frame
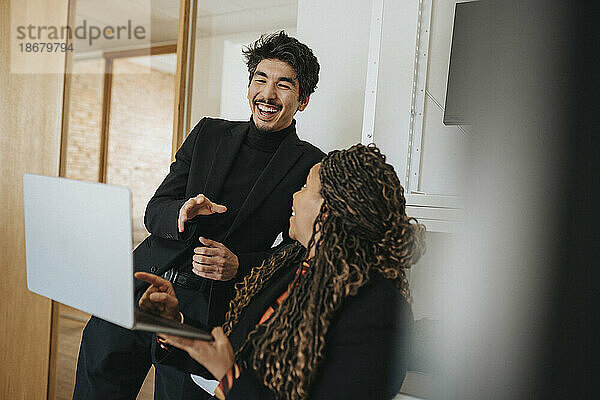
[[172, 0, 197, 160], [50, 0, 77, 397], [98, 43, 178, 183]]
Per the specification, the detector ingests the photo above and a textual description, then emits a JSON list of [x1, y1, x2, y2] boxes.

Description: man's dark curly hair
[[242, 31, 320, 102]]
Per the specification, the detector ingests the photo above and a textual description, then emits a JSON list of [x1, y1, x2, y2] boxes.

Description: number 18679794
[[19, 42, 74, 52]]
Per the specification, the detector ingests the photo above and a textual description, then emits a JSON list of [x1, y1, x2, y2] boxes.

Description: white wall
[[296, 0, 420, 182], [296, 0, 467, 322], [191, 33, 228, 123], [419, 0, 468, 196], [409, 232, 457, 320], [219, 39, 252, 121], [296, 0, 373, 151], [371, 0, 419, 188], [298, 0, 466, 197]]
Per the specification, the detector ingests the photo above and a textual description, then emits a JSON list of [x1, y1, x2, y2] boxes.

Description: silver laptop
[[23, 173, 212, 340]]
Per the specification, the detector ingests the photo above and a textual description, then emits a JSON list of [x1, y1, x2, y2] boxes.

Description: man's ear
[[297, 95, 310, 112]]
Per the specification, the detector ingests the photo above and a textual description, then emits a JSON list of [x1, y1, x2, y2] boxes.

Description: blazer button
[[150, 266, 158, 273]]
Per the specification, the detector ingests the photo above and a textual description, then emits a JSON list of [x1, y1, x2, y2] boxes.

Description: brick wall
[[66, 57, 175, 247], [65, 59, 104, 182]]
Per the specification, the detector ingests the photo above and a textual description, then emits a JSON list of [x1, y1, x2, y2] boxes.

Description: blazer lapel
[[202, 123, 247, 201], [224, 132, 303, 240]]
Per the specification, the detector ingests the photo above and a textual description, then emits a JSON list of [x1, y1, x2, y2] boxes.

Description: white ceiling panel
[[72, 0, 297, 53], [151, 0, 180, 19], [227, 0, 297, 12], [197, 1, 243, 17], [196, 3, 297, 37], [76, 0, 153, 22], [197, 0, 296, 17]]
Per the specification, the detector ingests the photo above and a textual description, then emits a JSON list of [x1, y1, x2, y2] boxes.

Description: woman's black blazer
[[155, 261, 414, 399]]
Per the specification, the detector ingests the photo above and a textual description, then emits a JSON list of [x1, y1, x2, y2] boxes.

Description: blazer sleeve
[[144, 119, 206, 241], [306, 283, 413, 399], [225, 369, 276, 400], [227, 280, 413, 400]]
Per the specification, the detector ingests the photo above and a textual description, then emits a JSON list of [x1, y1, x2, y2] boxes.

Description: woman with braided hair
[[135, 144, 426, 399]]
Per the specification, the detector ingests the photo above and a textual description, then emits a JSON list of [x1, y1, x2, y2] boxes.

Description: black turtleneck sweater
[[198, 118, 294, 243]]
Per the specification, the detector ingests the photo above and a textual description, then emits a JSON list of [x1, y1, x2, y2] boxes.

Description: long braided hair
[[223, 144, 426, 399]]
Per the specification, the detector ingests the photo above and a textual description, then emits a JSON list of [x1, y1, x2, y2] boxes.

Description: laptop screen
[[23, 174, 135, 328]]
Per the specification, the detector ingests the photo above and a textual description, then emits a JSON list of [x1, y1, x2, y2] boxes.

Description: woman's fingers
[[161, 334, 211, 359], [136, 272, 178, 317], [148, 292, 178, 309], [134, 272, 174, 294], [211, 327, 228, 343], [134, 272, 170, 287], [161, 328, 234, 380], [160, 334, 190, 349]]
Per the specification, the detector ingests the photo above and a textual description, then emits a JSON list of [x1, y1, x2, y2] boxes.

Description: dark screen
[[444, 1, 483, 125]]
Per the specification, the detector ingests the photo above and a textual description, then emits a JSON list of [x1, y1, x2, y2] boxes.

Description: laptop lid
[[23, 174, 135, 328]]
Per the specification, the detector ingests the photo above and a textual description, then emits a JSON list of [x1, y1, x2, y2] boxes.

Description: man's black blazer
[[133, 117, 324, 291]]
